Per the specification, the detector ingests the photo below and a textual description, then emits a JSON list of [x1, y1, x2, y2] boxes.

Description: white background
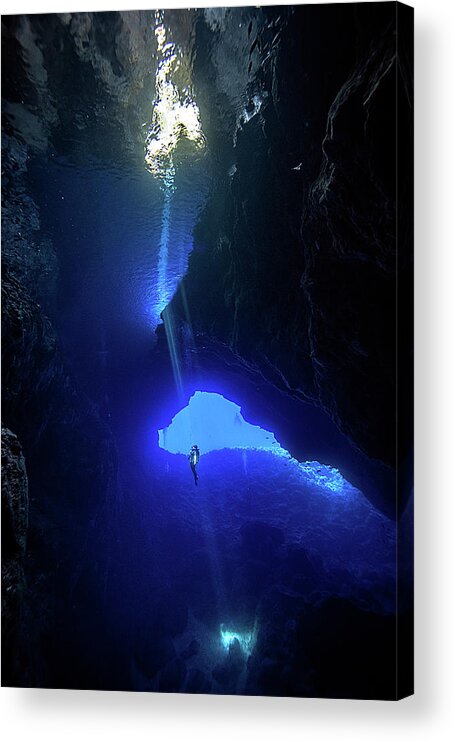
[[1, 0, 454, 739]]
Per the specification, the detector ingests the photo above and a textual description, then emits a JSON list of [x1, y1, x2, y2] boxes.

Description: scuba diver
[[188, 444, 200, 485]]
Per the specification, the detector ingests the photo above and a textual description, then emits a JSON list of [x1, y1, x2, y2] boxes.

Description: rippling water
[[30, 152, 209, 343], [3, 8, 283, 380], [2, 10, 221, 398]]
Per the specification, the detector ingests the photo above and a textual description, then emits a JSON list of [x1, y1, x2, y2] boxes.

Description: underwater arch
[[157, 391, 348, 494], [158, 391, 286, 456]]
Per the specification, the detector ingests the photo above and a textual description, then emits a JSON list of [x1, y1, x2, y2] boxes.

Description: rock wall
[[161, 3, 413, 515], [1, 427, 28, 686], [1, 134, 119, 687]]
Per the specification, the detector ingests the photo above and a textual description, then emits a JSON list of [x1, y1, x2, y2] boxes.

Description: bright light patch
[[158, 391, 352, 495], [145, 13, 206, 321], [158, 391, 285, 455], [300, 461, 346, 493], [220, 626, 256, 655], [145, 15, 205, 179]]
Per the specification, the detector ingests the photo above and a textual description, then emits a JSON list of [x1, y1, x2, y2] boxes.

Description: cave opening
[[157, 390, 349, 495], [158, 390, 284, 455], [1, 5, 413, 698]]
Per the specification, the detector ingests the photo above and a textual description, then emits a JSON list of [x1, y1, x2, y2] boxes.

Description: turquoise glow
[[220, 626, 256, 655]]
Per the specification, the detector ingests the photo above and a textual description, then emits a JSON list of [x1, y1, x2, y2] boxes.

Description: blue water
[[121, 441, 396, 693], [151, 449, 395, 585], [123, 389, 396, 694], [2, 8, 404, 696], [29, 152, 209, 395]]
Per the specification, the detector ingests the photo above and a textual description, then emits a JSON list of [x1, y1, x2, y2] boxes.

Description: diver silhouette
[[188, 444, 200, 485]]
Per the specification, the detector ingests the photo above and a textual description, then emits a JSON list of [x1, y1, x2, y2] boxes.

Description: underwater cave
[[1, 4, 413, 699]]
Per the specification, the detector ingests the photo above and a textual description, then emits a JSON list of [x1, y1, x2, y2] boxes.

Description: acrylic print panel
[[1, 3, 414, 699]]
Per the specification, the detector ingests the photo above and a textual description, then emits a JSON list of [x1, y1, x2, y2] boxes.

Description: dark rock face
[[246, 596, 397, 700], [1, 134, 119, 686], [2, 264, 118, 516], [300, 31, 398, 466], [1, 426, 28, 686], [161, 3, 413, 515], [1, 134, 58, 313]]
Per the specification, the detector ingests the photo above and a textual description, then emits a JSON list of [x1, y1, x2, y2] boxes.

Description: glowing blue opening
[[158, 391, 349, 495], [158, 391, 285, 455], [220, 626, 256, 655]]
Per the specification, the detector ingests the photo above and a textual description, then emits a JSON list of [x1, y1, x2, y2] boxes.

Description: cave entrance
[[158, 391, 285, 456], [157, 390, 347, 494]]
